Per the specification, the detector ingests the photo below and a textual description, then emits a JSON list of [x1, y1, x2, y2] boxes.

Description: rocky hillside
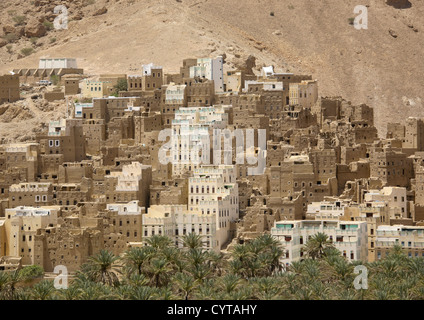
[[0, 0, 423, 135]]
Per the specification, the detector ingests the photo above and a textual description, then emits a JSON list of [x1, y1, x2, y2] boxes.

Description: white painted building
[[363, 187, 407, 219], [171, 106, 228, 175], [39, 58, 77, 69], [271, 220, 368, 267], [306, 200, 351, 220], [261, 66, 294, 80], [165, 83, 186, 105], [244, 80, 284, 92], [188, 165, 239, 249], [107, 200, 144, 215], [142, 204, 218, 251], [289, 80, 318, 109], [189, 57, 224, 93], [110, 162, 150, 192], [261, 66, 275, 78], [142, 63, 162, 76], [74, 103, 93, 118], [376, 225, 424, 259]]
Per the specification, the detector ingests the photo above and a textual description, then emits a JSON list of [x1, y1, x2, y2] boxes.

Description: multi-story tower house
[[128, 63, 163, 92], [106, 200, 144, 244], [161, 83, 187, 127], [189, 57, 224, 93], [142, 204, 217, 251], [0, 74, 20, 104], [171, 106, 228, 176], [271, 220, 368, 267], [37, 119, 86, 176], [9, 182, 54, 207], [4, 206, 60, 265], [1, 143, 39, 182], [188, 165, 239, 249], [105, 162, 152, 207]]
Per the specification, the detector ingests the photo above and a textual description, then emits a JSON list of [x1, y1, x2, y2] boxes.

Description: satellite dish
[[9, 71, 15, 75]]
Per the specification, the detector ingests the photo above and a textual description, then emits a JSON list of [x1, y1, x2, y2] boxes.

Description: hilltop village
[[0, 55, 423, 273]]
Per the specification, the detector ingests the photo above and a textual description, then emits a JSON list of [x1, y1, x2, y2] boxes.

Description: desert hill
[[0, 0, 423, 135]]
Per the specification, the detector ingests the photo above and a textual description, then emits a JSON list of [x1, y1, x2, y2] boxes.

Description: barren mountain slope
[[0, 0, 423, 135]]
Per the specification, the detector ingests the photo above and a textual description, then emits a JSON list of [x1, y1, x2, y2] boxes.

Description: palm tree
[[181, 233, 203, 250], [146, 235, 173, 251], [219, 274, 241, 295], [0, 272, 9, 300], [4, 269, 25, 300], [232, 243, 254, 263], [173, 272, 198, 300], [330, 258, 355, 287], [289, 261, 304, 276], [228, 259, 244, 276], [194, 279, 222, 300], [123, 247, 152, 276], [189, 263, 211, 282], [148, 258, 172, 288], [186, 248, 208, 267], [156, 285, 177, 300], [70, 282, 103, 300], [245, 258, 264, 278], [267, 245, 285, 274], [56, 285, 81, 300], [207, 251, 225, 276], [30, 280, 55, 300], [302, 259, 321, 280], [226, 286, 252, 300], [84, 250, 121, 286], [250, 277, 281, 300], [304, 232, 334, 260], [129, 286, 157, 300], [125, 273, 149, 287], [161, 246, 181, 266]]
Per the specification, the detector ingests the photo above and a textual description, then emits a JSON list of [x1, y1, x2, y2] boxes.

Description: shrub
[[270, 12, 275, 16], [50, 75, 60, 85], [5, 33, 18, 43], [348, 17, 355, 25], [50, 37, 56, 44], [30, 37, 39, 45], [83, 0, 96, 6], [19, 265, 44, 281], [21, 47, 34, 56], [13, 15, 27, 26], [43, 21, 54, 31], [6, 45, 13, 53], [112, 78, 128, 96]]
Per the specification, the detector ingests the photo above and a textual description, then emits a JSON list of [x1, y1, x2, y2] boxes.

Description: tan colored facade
[[9, 183, 54, 207], [0, 74, 20, 104], [64, 77, 80, 95], [82, 80, 111, 98], [4, 206, 60, 265], [44, 89, 65, 102], [3, 56, 424, 273]]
